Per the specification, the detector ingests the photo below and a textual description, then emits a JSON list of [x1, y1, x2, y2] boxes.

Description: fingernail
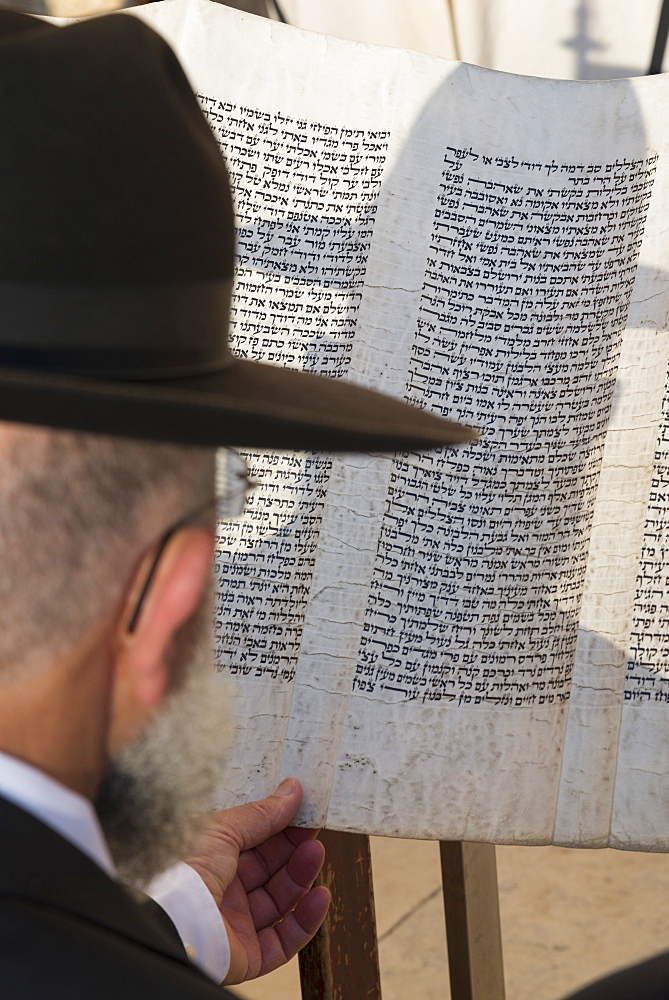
[[274, 777, 296, 796]]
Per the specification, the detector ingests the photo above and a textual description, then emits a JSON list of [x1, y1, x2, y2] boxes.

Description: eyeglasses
[[126, 449, 254, 634]]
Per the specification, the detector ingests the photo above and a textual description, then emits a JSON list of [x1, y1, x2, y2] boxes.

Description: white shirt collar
[[0, 750, 116, 877]]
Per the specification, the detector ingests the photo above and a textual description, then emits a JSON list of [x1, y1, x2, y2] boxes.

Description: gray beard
[[95, 617, 232, 889]]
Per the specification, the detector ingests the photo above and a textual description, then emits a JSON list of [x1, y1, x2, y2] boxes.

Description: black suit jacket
[[0, 795, 238, 998]]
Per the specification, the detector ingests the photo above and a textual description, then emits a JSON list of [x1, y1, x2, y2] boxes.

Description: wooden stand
[[299, 831, 505, 1000], [298, 831, 381, 1000], [440, 841, 505, 1000]]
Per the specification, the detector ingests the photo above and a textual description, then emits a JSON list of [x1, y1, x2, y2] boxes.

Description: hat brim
[[0, 357, 476, 452]]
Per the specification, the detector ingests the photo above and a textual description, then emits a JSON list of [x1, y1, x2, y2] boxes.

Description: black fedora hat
[[0, 11, 475, 452]]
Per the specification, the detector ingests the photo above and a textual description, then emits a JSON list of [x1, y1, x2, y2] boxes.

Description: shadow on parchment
[[211, 57, 668, 840]]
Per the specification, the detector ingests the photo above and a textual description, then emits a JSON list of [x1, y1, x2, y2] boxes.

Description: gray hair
[[0, 422, 214, 679]]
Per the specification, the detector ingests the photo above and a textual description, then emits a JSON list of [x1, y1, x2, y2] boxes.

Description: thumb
[[219, 777, 304, 853]]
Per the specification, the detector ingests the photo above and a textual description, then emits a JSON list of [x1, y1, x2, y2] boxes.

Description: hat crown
[[0, 12, 235, 375]]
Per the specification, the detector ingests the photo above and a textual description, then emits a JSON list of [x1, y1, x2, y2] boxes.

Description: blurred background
[[4, 0, 669, 78]]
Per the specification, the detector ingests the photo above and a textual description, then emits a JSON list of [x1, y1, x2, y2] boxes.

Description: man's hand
[[185, 778, 330, 984]]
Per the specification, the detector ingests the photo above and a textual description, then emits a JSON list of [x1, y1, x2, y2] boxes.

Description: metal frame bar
[[649, 0, 669, 74]]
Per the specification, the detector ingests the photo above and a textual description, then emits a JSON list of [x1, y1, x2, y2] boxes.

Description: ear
[[109, 527, 215, 747]]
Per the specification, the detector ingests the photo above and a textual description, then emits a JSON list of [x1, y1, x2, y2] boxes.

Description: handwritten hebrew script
[[626, 385, 669, 707], [356, 151, 657, 708], [199, 97, 390, 686], [199, 96, 388, 375]]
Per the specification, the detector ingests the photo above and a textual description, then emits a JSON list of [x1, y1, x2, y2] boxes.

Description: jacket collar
[[0, 794, 191, 968]]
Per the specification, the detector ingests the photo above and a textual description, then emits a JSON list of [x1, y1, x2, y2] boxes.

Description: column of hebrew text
[[607, 329, 669, 850], [203, 102, 389, 797], [554, 77, 669, 849], [159, 0, 404, 804]]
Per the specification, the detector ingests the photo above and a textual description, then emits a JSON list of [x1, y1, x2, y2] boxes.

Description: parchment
[[136, 0, 669, 845], [553, 82, 669, 849]]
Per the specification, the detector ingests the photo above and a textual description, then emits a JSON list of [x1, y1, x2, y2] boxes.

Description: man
[[5, 12, 661, 1000], [0, 8, 472, 997]]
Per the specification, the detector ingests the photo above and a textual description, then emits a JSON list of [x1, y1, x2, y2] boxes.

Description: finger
[[187, 784, 310, 906], [207, 778, 304, 857], [255, 885, 331, 977], [246, 838, 325, 928], [237, 825, 320, 891]]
